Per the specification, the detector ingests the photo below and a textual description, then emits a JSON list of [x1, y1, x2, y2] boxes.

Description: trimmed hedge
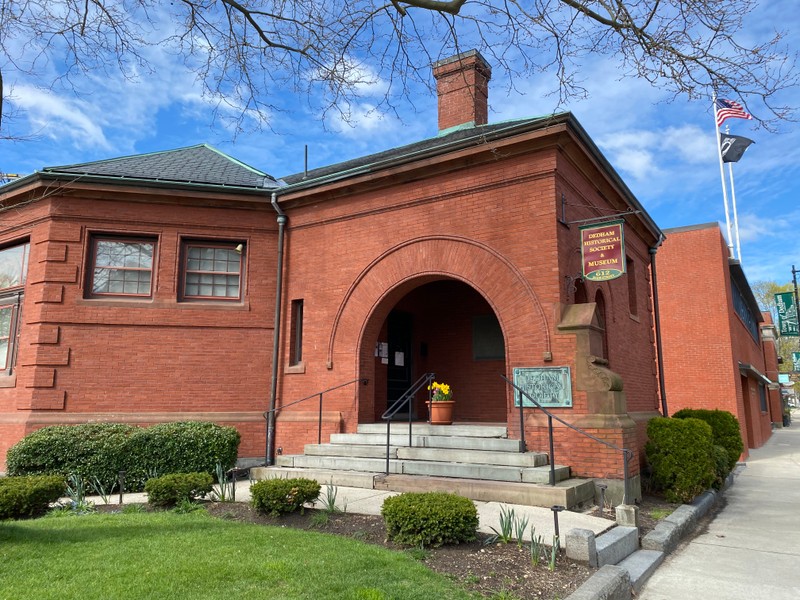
[[145, 472, 214, 507], [673, 408, 744, 472], [123, 422, 240, 489], [251, 478, 321, 516], [5, 423, 136, 489], [645, 417, 716, 503], [381, 492, 479, 547], [6, 421, 240, 491], [0, 475, 66, 520]]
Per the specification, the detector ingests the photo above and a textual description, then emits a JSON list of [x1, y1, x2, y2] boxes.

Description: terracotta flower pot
[[427, 400, 455, 425]]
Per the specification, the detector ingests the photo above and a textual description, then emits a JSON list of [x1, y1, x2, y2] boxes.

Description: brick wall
[[657, 224, 773, 458], [273, 126, 660, 480], [0, 190, 278, 466]]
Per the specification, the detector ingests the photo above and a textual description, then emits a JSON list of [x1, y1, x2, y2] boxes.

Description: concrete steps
[[253, 422, 595, 508], [566, 521, 667, 597], [277, 454, 567, 483], [618, 550, 665, 592]]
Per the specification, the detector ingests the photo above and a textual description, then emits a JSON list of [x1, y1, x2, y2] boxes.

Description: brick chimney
[[432, 50, 492, 133]]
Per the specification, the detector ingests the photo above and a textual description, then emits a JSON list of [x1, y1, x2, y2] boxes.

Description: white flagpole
[[713, 94, 734, 257], [728, 159, 742, 261]]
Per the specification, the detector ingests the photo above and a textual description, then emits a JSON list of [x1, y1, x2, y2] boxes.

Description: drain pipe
[[649, 235, 668, 417], [267, 191, 287, 465]]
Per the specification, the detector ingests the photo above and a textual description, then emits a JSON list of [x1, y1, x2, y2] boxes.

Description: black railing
[[501, 374, 633, 505], [381, 372, 436, 475], [263, 377, 368, 445]]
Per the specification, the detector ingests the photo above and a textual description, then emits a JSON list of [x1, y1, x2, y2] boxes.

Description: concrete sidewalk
[[89, 480, 612, 542], [638, 426, 800, 600]]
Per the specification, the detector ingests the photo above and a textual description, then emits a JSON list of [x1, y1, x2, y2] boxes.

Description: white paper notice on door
[[394, 352, 404, 367]]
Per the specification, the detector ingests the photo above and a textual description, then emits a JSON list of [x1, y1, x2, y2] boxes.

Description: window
[[730, 275, 759, 341], [88, 236, 155, 297], [626, 256, 638, 316], [758, 383, 767, 413], [181, 242, 243, 301], [290, 299, 304, 365], [472, 314, 505, 360], [0, 241, 29, 374], [595, 290, 609, 364]]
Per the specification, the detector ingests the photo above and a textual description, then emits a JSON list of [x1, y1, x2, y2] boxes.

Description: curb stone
[[565, 477, 731, 600]]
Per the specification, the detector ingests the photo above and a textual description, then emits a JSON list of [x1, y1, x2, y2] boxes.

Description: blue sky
[[2, 2, 799, 286]]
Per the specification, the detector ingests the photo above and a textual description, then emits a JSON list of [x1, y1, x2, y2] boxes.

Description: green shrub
[[381, 492, 479, 547], [144, 473, 214, 507], [645, 417, 715, 503], [6, 421, 240, 492], [710, 444, 731, 490], [0, 475, 66, 520], [124, 422, 240, 489], [6, 423, 136, 489], [673, 409, 744, 472], [250, 478, 321, 516]]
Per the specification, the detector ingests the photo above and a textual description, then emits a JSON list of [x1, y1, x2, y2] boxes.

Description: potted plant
[[427, 381, 454, 425]]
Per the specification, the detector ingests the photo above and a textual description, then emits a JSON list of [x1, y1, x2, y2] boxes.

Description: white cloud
[[737, 212, 781, 243], [325, 102, 391, 136], [596, 125, 711, 184], [11, 85, 111, 151]]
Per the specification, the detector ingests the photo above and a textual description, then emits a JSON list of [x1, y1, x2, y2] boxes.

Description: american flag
[[715, 98, 753, 127]]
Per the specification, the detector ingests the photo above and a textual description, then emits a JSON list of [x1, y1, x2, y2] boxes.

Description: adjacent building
[[657, 223, 781, 457]]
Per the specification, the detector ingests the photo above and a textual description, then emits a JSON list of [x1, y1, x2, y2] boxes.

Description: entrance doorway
[[387, 310, 413, 416], [367, 280, 508, 423]]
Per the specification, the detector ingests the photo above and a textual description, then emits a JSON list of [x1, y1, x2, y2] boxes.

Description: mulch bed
[[196, 494, 678, 600]]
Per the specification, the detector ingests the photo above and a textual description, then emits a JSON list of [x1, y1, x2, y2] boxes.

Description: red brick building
[[0, 51, 663, 497], [657, 223, 780, 457]]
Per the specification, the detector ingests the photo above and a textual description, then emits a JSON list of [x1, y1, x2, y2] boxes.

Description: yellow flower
[[429, 381, 453, 401]]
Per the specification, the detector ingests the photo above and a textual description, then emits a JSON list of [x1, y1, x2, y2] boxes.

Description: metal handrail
[[381, 372, 436, 475], [501, 374, 633, 505], [263, 377, 368, 445]]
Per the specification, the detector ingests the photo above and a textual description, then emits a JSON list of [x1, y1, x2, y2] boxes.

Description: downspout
[[267, 191, 287, 465], [649, 235, 668, 417]]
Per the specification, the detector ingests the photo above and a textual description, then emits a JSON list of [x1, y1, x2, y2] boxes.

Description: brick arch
[[326, 235, 550, 370]]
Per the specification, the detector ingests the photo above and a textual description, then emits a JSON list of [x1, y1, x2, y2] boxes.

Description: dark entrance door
[[387, 310, 413, 416]]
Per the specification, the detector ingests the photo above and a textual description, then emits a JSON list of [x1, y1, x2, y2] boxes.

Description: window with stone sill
[[180, 241, 244, 302], [87, 236, 156, 298], [0, 241, 30, 374]]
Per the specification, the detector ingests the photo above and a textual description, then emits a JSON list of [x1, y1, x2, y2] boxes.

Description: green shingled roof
[[43, 144, 282, 190]]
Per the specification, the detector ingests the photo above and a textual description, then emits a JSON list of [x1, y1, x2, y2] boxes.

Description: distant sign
[[513, 367, 572, 408], [775, 292, 798, 337], [580, 221, 625, 282], [794, 353, 800, 372]]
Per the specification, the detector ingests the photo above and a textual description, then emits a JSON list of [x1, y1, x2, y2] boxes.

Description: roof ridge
[[201, 144, 269, 177], [43, 144, 211, 173]]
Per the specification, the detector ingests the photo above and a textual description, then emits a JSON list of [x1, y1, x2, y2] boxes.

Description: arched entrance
[[322, 235, 551, 433], [364, 279, 507, 423]]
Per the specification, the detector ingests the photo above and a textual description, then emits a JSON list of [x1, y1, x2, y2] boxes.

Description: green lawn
[[0, 510, 474, 600]]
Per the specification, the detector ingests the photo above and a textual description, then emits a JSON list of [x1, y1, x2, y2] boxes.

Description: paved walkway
[[91, 481, 612, 542], [639, 425, 800, 600]]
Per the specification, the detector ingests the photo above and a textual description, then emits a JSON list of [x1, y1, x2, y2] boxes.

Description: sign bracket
[[568, 209, 641, 225]]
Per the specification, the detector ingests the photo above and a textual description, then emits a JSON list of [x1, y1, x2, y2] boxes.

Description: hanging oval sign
[[580, 220, 625, 282]]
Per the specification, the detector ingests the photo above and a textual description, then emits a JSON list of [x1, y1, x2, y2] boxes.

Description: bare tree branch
[[0, 0, 796, 141]]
